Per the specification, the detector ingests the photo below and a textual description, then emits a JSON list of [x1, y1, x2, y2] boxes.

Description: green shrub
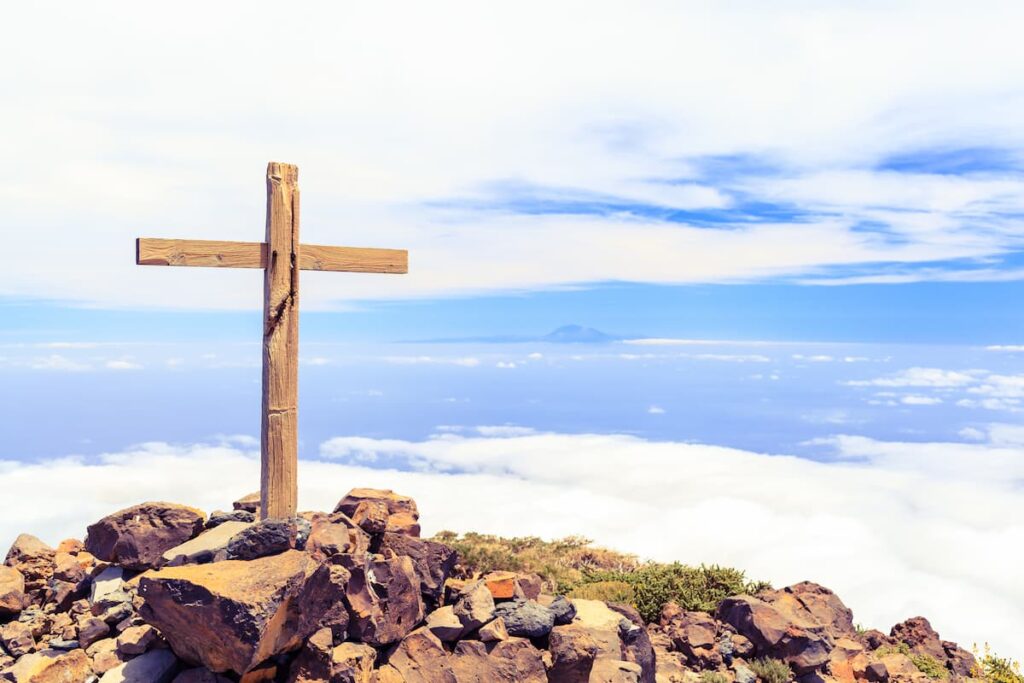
[[430, 532, 769, 623], [580, 562, 769, 623], [911, 654, 948, 680], [877, 643, 912, 658], [750, 657, 792, 683], [973, 644, 1024, 683], [700, 672, 730, 683], [567, 580, 635, 604]]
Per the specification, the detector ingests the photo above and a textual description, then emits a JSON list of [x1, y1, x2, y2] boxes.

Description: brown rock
[[86, 502, 206, 571], [379, 533, 457, 606], [663, 610, 719, 656], [137, 550, 318, 674], [1, 648, 91, 683], [384, 627, 450, 683], [306, 514, 371, 562], [295, 563, 351, 641], [590, 658, 643, 683], [944, 640, 976, 677], [55, 539, 85, 554], [0, 566, 25, 616], [161, 521, 253, 566], [717, 582, 854, 674], [77, 615, 111, 649], [478, 617, 508, 643], [351, 501, 389, 534], [451, 638, 548, 682], [0, 621, 35, 657], [889, 617, 945, 661], [287, 628, 378, 683], [569, 599, 626, 660], [4, 535, 55, 599], [425, 606, 463, 642], [116, 624, 159, 656], [233, 493, 261, 514], [549, 623, 600, 683], [87, 637, 128, 675], [334, 489, 420, 538], [343, 554, 424, 646]]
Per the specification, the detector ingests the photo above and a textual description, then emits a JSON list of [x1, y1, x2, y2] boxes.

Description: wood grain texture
[[260, 162, 300, 520], [137, 238, 406, 273], [136, 238, 264, 268]]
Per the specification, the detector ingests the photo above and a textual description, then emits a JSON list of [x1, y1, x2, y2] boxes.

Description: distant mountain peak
[[541, 325, 617, 343]]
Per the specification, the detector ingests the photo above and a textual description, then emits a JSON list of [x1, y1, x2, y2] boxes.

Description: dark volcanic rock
[[85, 502, 205, 570], [225, 518, 296, 560], [494, 599, 555, 639], [379, 533, 457, 606]]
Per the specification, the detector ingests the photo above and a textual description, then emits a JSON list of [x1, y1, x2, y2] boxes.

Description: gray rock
[[452, 580, 496, 635], [735, 664, 757, 683], [494, 600, 555, 638], [549, 595, 577, 625], [161, 521, 252, 565], [90, 567, 125, 607], [48, 638, 80, 650], [225, 519, 294, 560], [100, 648, 179, 682], [425, 605, 463, 642], [205, 510, 255, 528]]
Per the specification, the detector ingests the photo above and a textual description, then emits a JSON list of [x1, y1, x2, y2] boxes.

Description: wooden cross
[[136, 162, 408, 519]]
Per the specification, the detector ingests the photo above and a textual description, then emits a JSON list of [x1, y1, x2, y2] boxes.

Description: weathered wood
[[137, 238, 406, 273], [261, 162, 300, 520], [135, 161, 409, 521], [137, 238, 264, 268], [300, 244, 408, 273]]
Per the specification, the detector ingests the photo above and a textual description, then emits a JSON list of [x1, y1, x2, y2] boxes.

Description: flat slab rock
[[99, 648, 179, 682], [138, 549, 318, 675]]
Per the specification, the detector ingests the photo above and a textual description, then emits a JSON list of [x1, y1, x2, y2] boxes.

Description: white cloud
[[495, 361, 517, 369], [3, 428, 1021, 658], [382, 356, 481, 368], [986, 345, 1024, 352], [847, 367, 980, 388], [793, 354, 835, 362], [647, 405, 666, 415], [900, 395, 943, 406], [26, 354, 91, 372], [5, 3, 1024, 309], [104, 359, 142, 370]]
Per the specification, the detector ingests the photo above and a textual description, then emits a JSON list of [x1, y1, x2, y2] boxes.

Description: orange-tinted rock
[[483, 571, 518, 599], [55, 539, 84, 555], [4, 534, 55, 598], [334, 489, 420, 538], [0, 566, 25, 616], [343, 554, 424, 647], [1, 648, 92, 682], [138, 550, 318, 674], [306, 514, 371, 562], [86, 502, 206, 571], [0, 620, 35, 657]]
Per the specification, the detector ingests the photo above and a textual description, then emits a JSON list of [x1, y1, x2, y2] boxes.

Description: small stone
[[452, 580, 496, 635], [47, 638, 80, 650], [116, 624, 158, 656], [494, 600, 555, 639], [78, 615, 111, 648], [478, 617, 509, 643], [87, 637, 127, 675], [735, 663, 757, 683], [56, 539, 85, 554], [0, 566, 26, 616], [549, 596, 577, 625], [232, 492, 261, 514], [483, 571, 518, 600], [206, 510, 255, 528], [0, 620, 35, 657], [99, 648, 179, 682], [89, 567, 126, 608], [425, 606, 463, 642]]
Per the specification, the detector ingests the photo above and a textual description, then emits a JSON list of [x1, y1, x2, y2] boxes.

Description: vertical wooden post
[[261, 162, 300, 519]]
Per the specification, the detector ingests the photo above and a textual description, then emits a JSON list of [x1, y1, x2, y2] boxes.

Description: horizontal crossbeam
[[136, 238, 407, 273]]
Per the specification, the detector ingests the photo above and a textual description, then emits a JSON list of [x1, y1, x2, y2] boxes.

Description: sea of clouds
[[2, 426, 1021, 658]]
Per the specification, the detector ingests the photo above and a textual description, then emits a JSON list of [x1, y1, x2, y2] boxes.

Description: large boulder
[[889, 617, 946, 661], [86, 502, 206, 570], [341, 554, 424, 647], [385, 627, 546, 683], [0, 648, 92, 682], [295, 563, 351, 642], [286, 628, 377, 683], [334, 489, 420, 538], [4, 535, 55, 599], [452, 580, 496, 635], [379, 533, 457, 606], [493, 600, 555, 639], [137, 549, 318, 674], [607, 603, 656, 683], [549, 623, 600, 682], [0, 567, 25, 616], [717, 582, 854, 674], [305, 514, 371, 562]]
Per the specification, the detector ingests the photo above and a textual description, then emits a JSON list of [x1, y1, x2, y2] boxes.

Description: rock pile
[[0, 489, 980, 683]]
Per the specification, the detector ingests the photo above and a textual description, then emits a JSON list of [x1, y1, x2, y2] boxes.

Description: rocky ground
[[0, 488, 983, 683]]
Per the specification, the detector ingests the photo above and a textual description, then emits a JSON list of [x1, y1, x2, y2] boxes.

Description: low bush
[[749, 657, 792, 683], [973, 644, 1024, 683]]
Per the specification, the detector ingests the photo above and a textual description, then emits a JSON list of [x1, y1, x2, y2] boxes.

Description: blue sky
[[2, 0, 1024, 658]]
